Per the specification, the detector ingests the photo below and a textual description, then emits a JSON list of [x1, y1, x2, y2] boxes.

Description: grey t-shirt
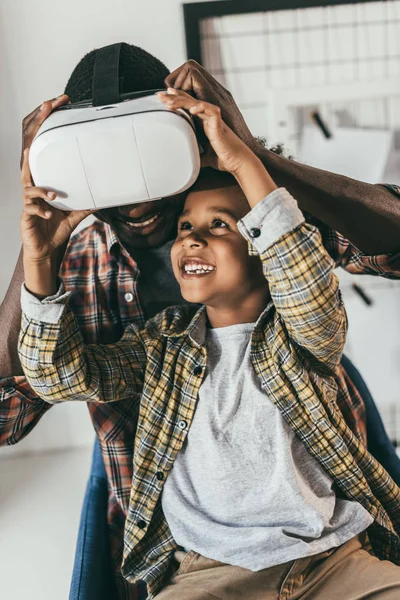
[[161, 322, 373, 571]]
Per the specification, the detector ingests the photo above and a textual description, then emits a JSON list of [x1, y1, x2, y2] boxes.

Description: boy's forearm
[[238, 189, 346, 369], [234, 156, 278, 208], [255, 147, 400, 255], [263, 220, 347, 369], [23, 255, 59, 299], [0, 249, 24, 377]]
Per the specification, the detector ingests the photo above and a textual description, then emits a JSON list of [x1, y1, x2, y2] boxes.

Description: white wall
[[0, 0, 217, 455]]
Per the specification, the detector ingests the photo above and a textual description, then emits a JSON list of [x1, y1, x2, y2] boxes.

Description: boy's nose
[[182, 232, 207, 248]]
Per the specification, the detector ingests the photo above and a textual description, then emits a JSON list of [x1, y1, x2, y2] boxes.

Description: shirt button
[[137, 520, 147, 530], [193, 366, 203, 376], [124, 292, 134, 303], [250, 227, 261, 238], [178, 420, 187, 430], [156, 471, 164, 481]]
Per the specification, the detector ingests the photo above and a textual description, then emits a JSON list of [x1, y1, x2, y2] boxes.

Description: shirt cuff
[[0, 376, 42, 402], [237, 188, 305, 254], [21, 281, 71, 324]]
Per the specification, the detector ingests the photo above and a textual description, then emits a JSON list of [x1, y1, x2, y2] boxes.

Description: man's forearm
[[256, 147, 400, 255], [0, 249, 24, 377]]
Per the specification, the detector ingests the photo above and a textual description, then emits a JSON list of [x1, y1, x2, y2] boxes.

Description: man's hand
[[20, 94, 70, 169], [165, 61, 257, 156], [20, 149, 93, 264]]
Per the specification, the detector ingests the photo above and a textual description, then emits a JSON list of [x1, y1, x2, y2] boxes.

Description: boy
[[18, 90, 400, 599]]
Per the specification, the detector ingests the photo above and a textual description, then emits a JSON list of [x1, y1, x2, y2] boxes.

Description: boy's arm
[[18, 284, 147, 404], [237, 182, 347, 371]]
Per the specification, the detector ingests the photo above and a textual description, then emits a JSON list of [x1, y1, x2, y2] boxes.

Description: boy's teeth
[[183, 263, 215, 274]]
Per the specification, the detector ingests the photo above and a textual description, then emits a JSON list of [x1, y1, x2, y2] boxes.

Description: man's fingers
[[165, 63, 189, 89], [21, 94, 69, 168], [22, 200, 53, 220], [165, 60, 204, 88], [24, 94, 69, 124], [21, 149, 34, 188], [166, 61, 215, 100], [23, 186, 56, 203]]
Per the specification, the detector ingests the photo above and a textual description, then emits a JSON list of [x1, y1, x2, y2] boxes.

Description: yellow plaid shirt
[[19, 197, 400, 598]]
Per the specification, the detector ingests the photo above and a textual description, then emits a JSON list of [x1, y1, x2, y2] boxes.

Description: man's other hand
[[20, 94, 70, 169]]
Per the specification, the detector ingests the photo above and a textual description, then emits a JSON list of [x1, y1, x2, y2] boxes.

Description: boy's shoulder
[[144, 304, 201, 339]]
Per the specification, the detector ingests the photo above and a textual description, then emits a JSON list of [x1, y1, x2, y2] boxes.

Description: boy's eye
[[211, 219, 229, 230], [179, 221, 193, 231]]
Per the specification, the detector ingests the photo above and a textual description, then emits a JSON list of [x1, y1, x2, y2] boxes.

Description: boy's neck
[[206, 288, 271, 329]]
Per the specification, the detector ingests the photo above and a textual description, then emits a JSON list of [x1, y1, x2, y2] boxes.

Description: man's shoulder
[[68, 218, 111, 253], [60, 219, 116, 282]]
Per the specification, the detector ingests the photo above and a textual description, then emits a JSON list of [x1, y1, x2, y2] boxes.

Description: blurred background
[[0, 0, 399, 598]]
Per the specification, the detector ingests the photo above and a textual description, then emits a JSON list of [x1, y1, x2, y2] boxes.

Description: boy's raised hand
[[20, 149, 94, 263], [164, 61, 256, 152], [158, 88, 256, 175]]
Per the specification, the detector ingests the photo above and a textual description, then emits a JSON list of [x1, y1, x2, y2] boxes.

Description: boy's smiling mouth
[[180, 257, 216, 278]]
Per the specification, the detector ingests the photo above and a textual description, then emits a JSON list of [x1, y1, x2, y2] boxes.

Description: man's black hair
[[64, 42, 170, 104]]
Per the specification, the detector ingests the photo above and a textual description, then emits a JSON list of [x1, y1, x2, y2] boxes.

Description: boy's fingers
[[158, 90, 199, 112]]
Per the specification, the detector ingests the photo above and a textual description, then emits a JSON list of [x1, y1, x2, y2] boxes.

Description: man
[[1, 43, 400, 599]]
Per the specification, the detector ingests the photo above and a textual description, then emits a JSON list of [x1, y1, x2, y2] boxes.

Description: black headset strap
[[92, 43, 123, 106]]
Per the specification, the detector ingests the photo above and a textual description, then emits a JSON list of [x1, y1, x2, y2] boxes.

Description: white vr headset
[[29, 43, 201, 211]]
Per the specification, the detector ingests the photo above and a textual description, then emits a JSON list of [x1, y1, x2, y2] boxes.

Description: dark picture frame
[[183, 0, 385, 62]]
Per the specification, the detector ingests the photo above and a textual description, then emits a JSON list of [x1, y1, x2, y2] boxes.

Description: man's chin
[[112, 208, 177, 248]]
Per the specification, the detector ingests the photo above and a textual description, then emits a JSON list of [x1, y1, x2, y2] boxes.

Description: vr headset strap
[[92, 43, 123, 106]]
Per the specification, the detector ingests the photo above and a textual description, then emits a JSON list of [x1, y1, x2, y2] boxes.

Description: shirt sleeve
[[305, 184, 400, 278], [0, 375, 51, 446], [238, 188, 347, 371], [18, 284, 147, 405]]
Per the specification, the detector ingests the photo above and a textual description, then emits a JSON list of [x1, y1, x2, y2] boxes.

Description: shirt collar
[[162, 300, 275, 347], [161, 305, 207, 347], [103, 222, 123, 255]]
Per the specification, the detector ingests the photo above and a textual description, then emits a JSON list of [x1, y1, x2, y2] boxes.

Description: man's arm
[[0, 251, 53, 448], [255, 148, 400, 255], [0, 249, 24, 377], [165, 61, 400, 255]]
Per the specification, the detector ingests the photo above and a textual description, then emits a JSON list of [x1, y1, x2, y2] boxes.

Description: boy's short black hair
[[64, 42, 170, 104]]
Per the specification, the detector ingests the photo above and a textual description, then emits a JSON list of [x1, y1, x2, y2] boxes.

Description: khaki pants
[[154, 533, 400, 599]]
